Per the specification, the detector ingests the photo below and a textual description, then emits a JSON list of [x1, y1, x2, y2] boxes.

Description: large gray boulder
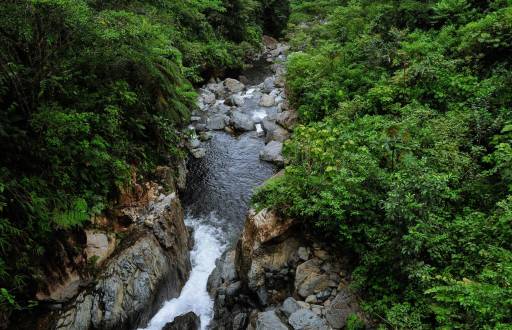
[[201, 90, 216, 104], [224, 78, 245, 93], [281, 297, 301, 317], [207, 114, 228, 130], [325, 288, 362, 329], [260, 141, 284, 165], [266, 125, 289, 143], [231, 111, 255, 131], [259, 94, 276, 107], [263, 77, 275, 93], [256, 311, 288, 330], [288, 309, 329, 330]]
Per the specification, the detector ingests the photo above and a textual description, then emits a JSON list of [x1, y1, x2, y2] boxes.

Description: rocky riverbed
[[28, 36, 365, 330]]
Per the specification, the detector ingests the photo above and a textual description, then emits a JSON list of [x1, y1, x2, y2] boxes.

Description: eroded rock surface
[[54, 192, 191, 330]]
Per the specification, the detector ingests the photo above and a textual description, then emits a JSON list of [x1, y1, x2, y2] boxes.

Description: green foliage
[[0, 0, 290, 309], [255, 0, 512, 328]]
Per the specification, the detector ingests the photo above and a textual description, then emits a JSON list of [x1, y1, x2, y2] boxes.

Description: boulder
[[261, 118, 278, 133], [277, 111, 298, 130], [207, 114, 228, 130], [162, 312, 200, 330], [263, 77, 275, 93], [201, 90, 216, 104], [288, 309, 329, 330], [224, 78, 245, 93], [85, 230, 116, 265], [236, 209, 298, 291], [325, 288, 362, 329], [191, 148, 206, 159], [281, 297, 301, 317], [297, 247, 310, 261], [187, 137, 201, 149], [225, 95, 245, 107], [231, 111, 255, 131], [263, 35, 278, 50], [233, 312, 248, 330], [207, 82, 226, 98], [207, 250, 237, 295], [256, 311, 288, 330], [295, 259, 330, 298], [260, 141, 284, 165], [259, 94, 276, 107], [265, 125, 289, 144]]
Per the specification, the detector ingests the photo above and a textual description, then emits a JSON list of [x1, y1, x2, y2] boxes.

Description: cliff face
[[54, 193, 191, 330], [16, 163, 192, 330]]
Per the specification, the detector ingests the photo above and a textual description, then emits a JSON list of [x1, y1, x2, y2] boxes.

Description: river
[[141, 62, 280, 329]]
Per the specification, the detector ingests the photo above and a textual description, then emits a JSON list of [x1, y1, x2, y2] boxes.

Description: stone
[[188, 137, 201, 149], [225, 78, 245, 93], [325, 288, 362, 329], [226, 281, 242, 297], [207, 82, 226, 98], [256, 310, 288, 330], [202, 90, 216, 104], [191, 148, 206, 159], [238, 75, 250, 85], [305, 295, 318, 304], [190, 116, 201, 122], [207, 250, 237, 295], [263, 35, 278, 50], [288, 309, 329, 330], [314, 249, 329, 260], [233, 312, 248, 330], [281, 297, 301, 317], [236, 209, 299, 294], [277, 110, 298, 129], [199, 131, 213, 141], [225, 95, 244, 107], [213, 102, 230, 114], [259, 94, 276, 107], [311, 305, 323, 315], [256, 287, 269, 306], [231, 111, 255, 131], [297, 247, 310, 261], [162, 312, 201, 330], [317, 289, 332, 301], [85, 230, 116, 265], [297, 301, 310, 309], [295, 259, 330, 298], [263, 77, 275, 93], [207, 114, 228, 130], [261, 118, 278, 133], [260, 141, 284, 165], [275, 75, 286, 88], [265, 125, 289, 143]]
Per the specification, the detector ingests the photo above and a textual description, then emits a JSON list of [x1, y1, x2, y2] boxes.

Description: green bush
[[255, 0, 512, 328]]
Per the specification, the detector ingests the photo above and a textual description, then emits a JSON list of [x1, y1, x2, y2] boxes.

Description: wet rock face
[[162, 312, 200, 330], [210, 203, 368, 330], [54, 195, 191, 330]]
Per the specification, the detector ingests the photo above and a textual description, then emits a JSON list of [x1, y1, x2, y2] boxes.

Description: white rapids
[[140, 213, 227, 330]]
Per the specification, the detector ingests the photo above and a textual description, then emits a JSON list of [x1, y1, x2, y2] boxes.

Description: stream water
[[141, 65, 278, 330]]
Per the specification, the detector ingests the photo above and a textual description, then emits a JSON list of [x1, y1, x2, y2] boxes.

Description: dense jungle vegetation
[[0, 0, 289, 313], [255, 0, 512, 328]]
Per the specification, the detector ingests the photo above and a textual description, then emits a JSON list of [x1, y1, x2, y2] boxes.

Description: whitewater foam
[[140, 213, 227, 330]]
